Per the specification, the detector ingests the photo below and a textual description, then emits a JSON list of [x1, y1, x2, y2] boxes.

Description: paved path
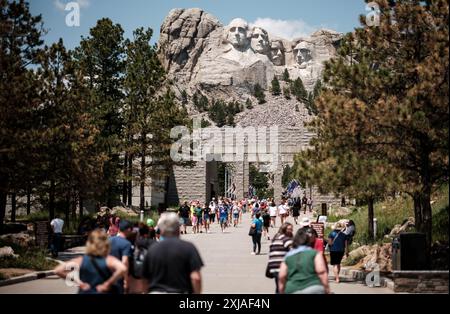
[[0, 212, 394, 294]]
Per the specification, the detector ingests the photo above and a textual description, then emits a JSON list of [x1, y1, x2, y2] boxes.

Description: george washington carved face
[[226, 18, 250, 50]]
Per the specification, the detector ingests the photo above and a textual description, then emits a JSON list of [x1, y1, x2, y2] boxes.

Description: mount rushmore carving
[[158, 8, 342, 100]]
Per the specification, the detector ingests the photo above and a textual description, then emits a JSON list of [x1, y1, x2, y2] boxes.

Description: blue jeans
[[51, 233, 62, 257], [252, 232, 261, 254]]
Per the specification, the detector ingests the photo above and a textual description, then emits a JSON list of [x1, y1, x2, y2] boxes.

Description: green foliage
[[0, 239, 58, 271], [245, 98, 253, 109], [253, 83, 266, 104], [305, 80, 322, 115], [208, 99, 242, 127], [181, 90, 188, 105], [283, 86, 291, 100], [201, 119, 211, 128], [282, 68, 290, 82], [282, 165, 292, 188], [271, 76, 281, 96], [249, 164, 272, 198], [290, 77, 307, 103], [209, 100, 227, 127]]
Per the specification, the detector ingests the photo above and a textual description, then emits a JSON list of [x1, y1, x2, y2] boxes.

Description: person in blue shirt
[[327, 222, 348, 283], [251, 212, 263, 255], [219, 203, 228, 233], [109, 220, 133, 293]]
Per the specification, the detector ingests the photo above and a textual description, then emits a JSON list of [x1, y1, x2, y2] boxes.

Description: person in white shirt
[[269, 202, 278, 228], [50, 215, 64, 257], [278, 201, 288, 225], [209, 200, 217, 224]]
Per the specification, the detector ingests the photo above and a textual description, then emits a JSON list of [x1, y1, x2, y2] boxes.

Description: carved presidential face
[[226, 18, 249, 49], [251, 27, 269, 54], [270, 40, 285, 66], [294, 42, 313, 66]]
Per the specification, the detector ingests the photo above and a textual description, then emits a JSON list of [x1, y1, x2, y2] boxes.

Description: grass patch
[[329, 184, 449, 246], [0, 239, 58, 271]]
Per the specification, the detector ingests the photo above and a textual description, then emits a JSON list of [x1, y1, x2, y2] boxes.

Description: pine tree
[[271, 76, 281, 96], [246, 98, 253, 109], [283, 86, 291, 100], [181, 90, 188, 105], [73, 18, 126, 208], [293, 0, 449, 250], [38, 39, 105, 223], [282, 68, 290, 82], [0, 0, 45, 231], [305, 80, 322, 115], [124, 27, 188, 211], [253, 83, 266, 104], [291, 77, 308, 103], [199, 95, 209, 112], [209, 100, 227, 127]]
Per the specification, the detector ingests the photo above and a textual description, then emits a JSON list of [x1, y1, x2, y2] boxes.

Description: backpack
[[130, 239, 154, 279]]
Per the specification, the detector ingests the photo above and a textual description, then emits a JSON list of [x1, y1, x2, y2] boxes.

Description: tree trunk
[[122, 153, 128, 205], [127, 155, 133, 207], [49, 179, 56, 220], [26, 185, 31, 216], [164, 171, 171, 207], [420, 186, 433, 263], [367, 196, 375, 241], [341, 197, 346, 207], [413, 192, 423, 232], [140, 141, 146, 212], [11, 192, 16, 223], [0, 190, 7, 234], [79, 194, 84, 219], [71, 191, 77, 224], [65, 195, 70, 230]]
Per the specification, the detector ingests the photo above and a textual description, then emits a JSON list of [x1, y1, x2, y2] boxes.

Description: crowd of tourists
[[52, 194, 355, 295]]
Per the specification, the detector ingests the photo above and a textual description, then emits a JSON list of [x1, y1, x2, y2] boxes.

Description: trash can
[[321, 203, 327, 216], [392, 233, 429, 270]]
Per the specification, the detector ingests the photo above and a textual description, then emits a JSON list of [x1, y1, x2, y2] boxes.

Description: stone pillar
[[274, 166, 283, 205], [169, 162, 207, 204]]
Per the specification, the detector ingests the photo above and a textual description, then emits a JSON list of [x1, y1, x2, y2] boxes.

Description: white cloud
[[54, 0, 66, 11], [54, 0, 90, 11], [77, 0, 90, 8], [250, 18, 315, 40]]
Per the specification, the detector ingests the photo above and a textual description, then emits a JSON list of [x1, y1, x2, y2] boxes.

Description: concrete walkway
[[0, 212, 394, 294]]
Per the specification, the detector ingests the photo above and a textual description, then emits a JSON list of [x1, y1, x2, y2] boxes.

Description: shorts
[[179, 217, 189, 225], [220, 217, 227, 225], [196, 216, 202, 225], [330, 251, 345, 265], [233, 213, 239, 219], [191, 216, 198, 225], [203, 214, 210, 221]]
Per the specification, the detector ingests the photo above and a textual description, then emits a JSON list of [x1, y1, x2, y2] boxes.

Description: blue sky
[[30, 0, 367, 50]]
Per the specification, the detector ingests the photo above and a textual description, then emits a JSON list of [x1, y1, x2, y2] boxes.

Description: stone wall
[[392, 271, 449, 293]]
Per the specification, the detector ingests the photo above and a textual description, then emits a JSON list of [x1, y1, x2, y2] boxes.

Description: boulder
[[0, 233, 35, 248], [0, 246, 19, 258], [385, 217, 415, 238], [348, 243, 392, 273]]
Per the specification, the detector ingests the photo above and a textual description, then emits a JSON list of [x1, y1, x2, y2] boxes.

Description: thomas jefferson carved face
[[294, 41, 313, 66], [251, 27, 269, 54], [226, 18, 250, 50], [270, 40, 285, 66]]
